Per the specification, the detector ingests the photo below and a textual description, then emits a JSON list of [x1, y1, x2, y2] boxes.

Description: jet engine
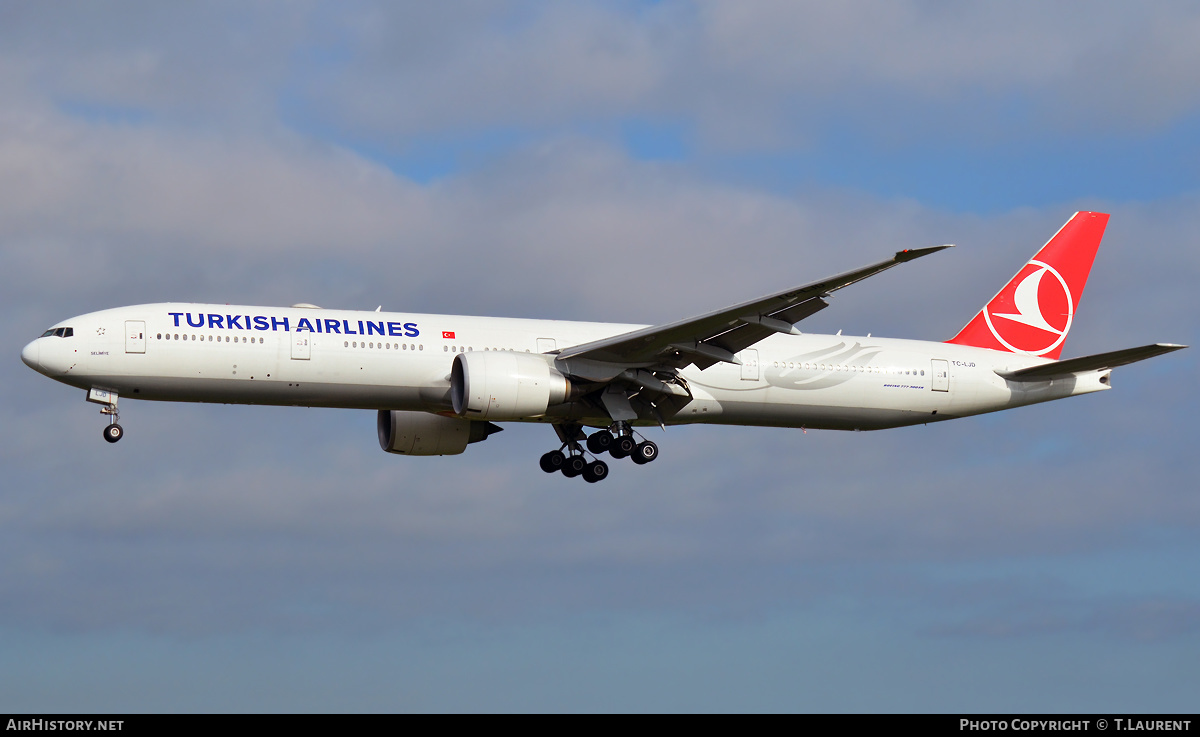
[[450, 351, 571, 420], [377, 410, 501, 456]]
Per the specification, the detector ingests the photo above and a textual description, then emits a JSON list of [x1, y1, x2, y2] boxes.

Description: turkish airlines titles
[[166, 311, 420, 337]]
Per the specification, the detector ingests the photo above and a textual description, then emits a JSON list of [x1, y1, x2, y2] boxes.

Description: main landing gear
[[540, 422, 658, 482], [587, 423, 658, 465]]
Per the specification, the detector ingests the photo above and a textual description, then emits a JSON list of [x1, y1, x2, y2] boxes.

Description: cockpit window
[[41, 329, 55, 337], [41, 328, 74, 338]]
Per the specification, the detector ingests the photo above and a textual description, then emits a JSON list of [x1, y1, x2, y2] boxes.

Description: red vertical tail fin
[[946, 211, 1109, 360]]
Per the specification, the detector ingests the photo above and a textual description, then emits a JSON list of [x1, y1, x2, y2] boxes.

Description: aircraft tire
[[586, 430, 614, 454], [562, 455, 587, 478], [103, 424, 124, 444], [631, 441, 658, 465], [610, 435, 635, 459], [539, 450, 565, 473], [583, 460, 609, 483]]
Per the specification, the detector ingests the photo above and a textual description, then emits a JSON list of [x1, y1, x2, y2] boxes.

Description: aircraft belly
[[77, 370, 443, 411], [707, 399, 935, 430]]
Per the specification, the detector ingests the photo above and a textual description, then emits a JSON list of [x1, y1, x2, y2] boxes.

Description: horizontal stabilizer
[[997, 343, 1186, 380]]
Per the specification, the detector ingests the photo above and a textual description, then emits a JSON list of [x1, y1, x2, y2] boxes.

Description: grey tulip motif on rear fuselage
[[767, 341, 885, 391]]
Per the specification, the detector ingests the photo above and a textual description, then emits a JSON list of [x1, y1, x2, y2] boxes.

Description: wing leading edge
[[555, 245, 952, 380]]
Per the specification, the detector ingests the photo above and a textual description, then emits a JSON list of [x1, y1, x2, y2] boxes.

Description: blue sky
[[2, 1, 1198, 713]]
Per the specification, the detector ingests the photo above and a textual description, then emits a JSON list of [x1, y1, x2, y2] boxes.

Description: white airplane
[[21, 211, 1184, 483]]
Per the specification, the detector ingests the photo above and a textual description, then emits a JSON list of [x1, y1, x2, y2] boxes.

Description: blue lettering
[[271, 316, 290, 332], [296, 318, 314, 332], [315, 318, 322, 333], [186, 313, 205, 328], [245, 315, 252, 329], [227, 315, 243, 330], [253, 316, 269, 331], [325, 319, 341, 334], [387, 322, 403, 336], [208, 314, 224, 329], [367, 321, 385, 336], [168, 312, 183, 327], [358, 320, 365, 335], [343, 319, 357, 335], [404, 322, 419, 337]]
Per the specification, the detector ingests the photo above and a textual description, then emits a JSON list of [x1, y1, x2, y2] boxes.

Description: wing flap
[[997, 343, 1186, 380]]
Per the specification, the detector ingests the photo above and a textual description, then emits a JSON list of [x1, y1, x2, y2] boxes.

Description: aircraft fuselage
[[22, 302, 1105, 432]]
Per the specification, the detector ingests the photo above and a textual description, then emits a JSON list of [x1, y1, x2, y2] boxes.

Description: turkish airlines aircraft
[[21, 212, 1184, 482]]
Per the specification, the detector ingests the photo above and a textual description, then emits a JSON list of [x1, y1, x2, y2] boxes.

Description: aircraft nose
[[21, 339, 40, 370]]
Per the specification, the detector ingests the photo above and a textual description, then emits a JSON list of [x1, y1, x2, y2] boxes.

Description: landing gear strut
[[541, 422, 657, 481], [87, 388, 124, 444], [541, 424, 609, 483], [591, 422, 658, 465]]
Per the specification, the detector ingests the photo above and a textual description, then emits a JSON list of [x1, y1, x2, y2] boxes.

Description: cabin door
[[291, 333, 311, 360], [740, 349, 760, 381], [124, 321, 146, 354], [931, 359, 949, 392]]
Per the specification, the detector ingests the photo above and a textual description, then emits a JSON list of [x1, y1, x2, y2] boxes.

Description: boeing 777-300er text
[[22, 212, 1185, 483]]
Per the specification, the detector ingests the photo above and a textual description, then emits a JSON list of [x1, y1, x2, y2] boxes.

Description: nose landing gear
[[87, 387, 124, 443]]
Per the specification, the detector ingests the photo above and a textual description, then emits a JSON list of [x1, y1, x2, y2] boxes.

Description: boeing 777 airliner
[[21, 212, 1184, 482]]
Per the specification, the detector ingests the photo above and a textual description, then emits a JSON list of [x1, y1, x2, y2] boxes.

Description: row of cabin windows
[[444, 345, 530, 353], [156, 333, 430, 352], [344, 341, 421, 351], [158, 333, 264, 344], [773, 361, 925, 376]]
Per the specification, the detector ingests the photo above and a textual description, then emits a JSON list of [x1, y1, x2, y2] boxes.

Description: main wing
[[554, 245, 952, 381]]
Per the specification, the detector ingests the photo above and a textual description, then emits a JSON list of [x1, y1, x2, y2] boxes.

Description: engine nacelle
[[450, 350, 570, 420], [377, 410, 501, 456]]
